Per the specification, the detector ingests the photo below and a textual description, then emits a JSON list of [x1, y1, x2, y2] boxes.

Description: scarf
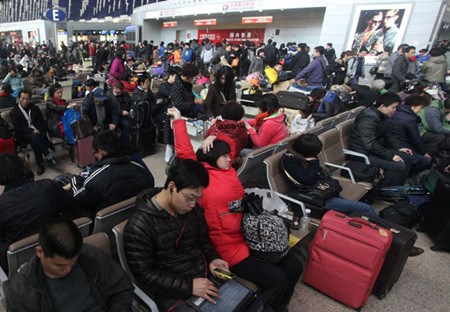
[[253, 111, 270, 132]]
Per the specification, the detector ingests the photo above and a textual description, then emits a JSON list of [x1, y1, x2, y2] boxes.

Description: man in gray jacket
[[421, 48, 449, 89], [390, 46, 416, 92], [6, 218, 134, 312]]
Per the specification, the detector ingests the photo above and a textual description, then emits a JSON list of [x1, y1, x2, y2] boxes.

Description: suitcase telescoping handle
[[359, 215, 400, 234], [335, 213, 385, 232]]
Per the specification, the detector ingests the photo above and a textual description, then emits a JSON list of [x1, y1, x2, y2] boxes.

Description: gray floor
[[1, 143, 449, 311]]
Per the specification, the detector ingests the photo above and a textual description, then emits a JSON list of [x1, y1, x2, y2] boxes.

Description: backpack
[[379, 201, 421, 229], [241, 191, 289, 263], [129, 99, 145, 129], [0, 116, 12, 139]]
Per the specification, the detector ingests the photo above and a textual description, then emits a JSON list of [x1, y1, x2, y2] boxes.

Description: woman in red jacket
[[242, 94, 288, 155], [168, 107, 302, 312]]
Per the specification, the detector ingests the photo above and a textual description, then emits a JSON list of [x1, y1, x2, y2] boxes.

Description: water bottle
[[300, 209, 311, 231]]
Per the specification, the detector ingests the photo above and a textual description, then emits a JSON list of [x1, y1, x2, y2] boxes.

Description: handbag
[[71, 115, 94, 139], [231, 58, 239, 67], [369, 66, 379, 75]]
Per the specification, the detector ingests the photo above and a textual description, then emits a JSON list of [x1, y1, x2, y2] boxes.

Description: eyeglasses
[[180, 191, 202, 205], [371, 20, 382, 24]]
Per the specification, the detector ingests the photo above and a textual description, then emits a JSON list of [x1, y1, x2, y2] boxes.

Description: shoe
[[409, 246, 424, 257], [47, 157, 58, 166], [37, 164, 45, 176]]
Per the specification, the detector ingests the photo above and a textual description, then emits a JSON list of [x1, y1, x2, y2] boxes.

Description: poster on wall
[[346, 4, 412, 55], [0, 30, 23, 45], [198, 28, 265, 45], [27, 29, 39, 46]]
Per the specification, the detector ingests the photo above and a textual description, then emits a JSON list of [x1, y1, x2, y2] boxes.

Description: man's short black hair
[[0, 153, 25, 185], [220, 101, 245, 121], [405, 46, 416, 53], [18, 89, 31, 98], [309, 88, 327, 101], [292, 133, 323, 158], [93, 131, 121, 155], [167, 66, 181, 77], [0, 83, 12, 94], [39, 219, 83, 259], [85, 79, 97, 88], [113, 81, 125, 90], [404, 94, 431, 108], [180, 63, 199, 78], [429, 48, 442, 57], [137, 74, 150, 85], [164, 158, 209, 190], [314, 46, 325, 55], [257, 94, 280, 114], [374, 92, 402, 108]]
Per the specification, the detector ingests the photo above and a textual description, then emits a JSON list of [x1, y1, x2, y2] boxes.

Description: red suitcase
[[303, 211, 393, 309], [0, 137, 15, 154], [70, 135, 95, 167]]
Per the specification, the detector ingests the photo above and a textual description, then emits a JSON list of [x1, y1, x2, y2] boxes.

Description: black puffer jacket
[[348, 106, 402, 160], [170, 76, 196, 118], [124, 188, 220, 301]]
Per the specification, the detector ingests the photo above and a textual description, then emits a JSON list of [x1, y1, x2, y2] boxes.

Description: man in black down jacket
[[390, 46, 416, 92], [124, 159, 229, 311], [68, 131, 151, 215], [6, 218, 133, 311], [348, 92, 414, 186]]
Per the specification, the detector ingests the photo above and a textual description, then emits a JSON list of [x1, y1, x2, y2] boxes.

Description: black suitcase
[[422, 172, 450, 251], [351, 212, 417, 299], [131, 125, 156, 157], [276, 91, 312, 114]]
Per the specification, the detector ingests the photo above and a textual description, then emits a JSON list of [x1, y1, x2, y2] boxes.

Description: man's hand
[[167, 107, 182, 120], [62, 183, 72, 191], [425, 153, 432, 159], [109, 124, 116, 131], [192, 278, 220, 304], [209, 258, 229, 276], [399, 148, 412, 155], [122, 110, 129, 116], [392, 155, 404, 162], [444, 164, 450, 173], [195, 98, 203, 105], [288, 78, 296, 85]]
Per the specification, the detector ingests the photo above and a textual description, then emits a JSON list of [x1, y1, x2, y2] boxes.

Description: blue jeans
[[410, 153, 431, 175], [368, 151, 413, 187], [325, 196, 376, 216], [290, 83, 324, 92]]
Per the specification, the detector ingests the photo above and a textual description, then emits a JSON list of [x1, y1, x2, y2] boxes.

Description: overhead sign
[[45, 8, 66, 22], [198, 28, 265, 45], [194, 19, 217, 26], [242, 16, 273, 24], [163, 21, 178, 28]]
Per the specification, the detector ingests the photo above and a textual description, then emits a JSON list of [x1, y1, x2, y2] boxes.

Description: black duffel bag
[[379, 200, 421, 229], [340, 160, 380, 182]]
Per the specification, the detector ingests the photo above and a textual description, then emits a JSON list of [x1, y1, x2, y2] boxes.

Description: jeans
[[410, 153, 431, 176], [119, 117, 130, 146], [368, 151, 413, 186], [231, 253, 303, 312], [290, 82, 324, 92], [325, 196, 376, 216]]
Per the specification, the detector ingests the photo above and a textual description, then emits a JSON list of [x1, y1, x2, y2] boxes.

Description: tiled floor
[[1, 143, 449, 311]]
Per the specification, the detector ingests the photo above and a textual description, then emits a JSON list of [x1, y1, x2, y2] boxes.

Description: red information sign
[[194, 19, 217, 26], [241, 16, 273, 24], [198, 28, 265, 45], [163, 21, 177, 28]]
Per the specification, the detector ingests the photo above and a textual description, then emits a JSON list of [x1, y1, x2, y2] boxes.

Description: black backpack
[[129, 99, 145, 129], [0, 116, 12, 139]]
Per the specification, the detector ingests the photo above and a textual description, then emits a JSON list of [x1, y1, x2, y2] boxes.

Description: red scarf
[[52, 96, 66, 107], [253, 112, 270, 132]]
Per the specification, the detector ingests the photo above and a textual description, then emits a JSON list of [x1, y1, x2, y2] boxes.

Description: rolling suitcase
[[303, 211, 393, 309], [70, 135, 95, 167], [276, 91, 313, 114], [350, 212, 417, 299], [0, 137, 15, 154]]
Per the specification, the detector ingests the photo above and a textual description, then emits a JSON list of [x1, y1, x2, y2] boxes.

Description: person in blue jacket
[[182, 42, 193, 63]]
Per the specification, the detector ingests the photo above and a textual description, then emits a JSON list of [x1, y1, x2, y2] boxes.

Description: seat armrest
[[324, 162, 356, 184], [343, 149, 370, 164], [0, 267, 8, 300], [273, 192, 306, 220], [133, 284, 159, 312]]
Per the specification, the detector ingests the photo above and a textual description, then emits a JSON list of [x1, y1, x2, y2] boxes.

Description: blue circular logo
[[45, 9, 66, 22]]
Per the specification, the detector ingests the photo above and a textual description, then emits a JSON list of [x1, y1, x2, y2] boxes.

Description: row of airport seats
[[237, 106, 366, 189]]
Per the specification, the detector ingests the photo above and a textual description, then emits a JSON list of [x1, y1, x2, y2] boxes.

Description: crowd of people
[[0, 33, 450, 311]]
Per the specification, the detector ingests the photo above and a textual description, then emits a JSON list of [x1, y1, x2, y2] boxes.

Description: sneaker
[[37, 164, 45, 176], [47, 157, 59, 166]]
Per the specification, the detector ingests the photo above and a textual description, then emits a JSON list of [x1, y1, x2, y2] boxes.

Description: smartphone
[[214, 268, 235, 280]]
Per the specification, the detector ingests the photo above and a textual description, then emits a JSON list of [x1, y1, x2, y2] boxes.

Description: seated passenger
[[10, 90, 58, 175], [124, 158, 230, 310], [348, 92, 415, 186], [0, 83, 16, 109], [204, 66, 236, 118], [242, 94, 288, 155], [419, 96, 450, 155], [168, 107, 303, 312], [282, 134, 376, 228], [6, 218, 133, 311], [2, 66, 24, 98], [82, 84, 119, 132], [106, 81, 133, 145], [0, 153, 66, 273], [389, 94, 432, 175], [46, 83, 75, 138], [68, 131, 150, 215]]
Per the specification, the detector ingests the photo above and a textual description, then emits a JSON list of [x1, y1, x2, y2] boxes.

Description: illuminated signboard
[[194, 19, 217, 26], [163, 21, 178, 28], [241, 16, 273, 24]]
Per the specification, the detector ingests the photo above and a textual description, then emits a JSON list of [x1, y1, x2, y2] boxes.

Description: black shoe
[[37, 164, 45, 176], [47, 157, 58, 166], [409, 246, 424, 257]]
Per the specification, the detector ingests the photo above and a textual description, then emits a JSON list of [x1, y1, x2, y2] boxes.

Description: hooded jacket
[[205, 119, 248, 157], [124, 187, 221, 301], [247, 111, 288, 148], [172, 119, 250, 267], [422, 55, 448, 83]]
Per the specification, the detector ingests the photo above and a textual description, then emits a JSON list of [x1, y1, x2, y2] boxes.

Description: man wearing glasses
[[383, 9, 401, 52], [352, 11, 384, 54], [124, 158, 230, 311]]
